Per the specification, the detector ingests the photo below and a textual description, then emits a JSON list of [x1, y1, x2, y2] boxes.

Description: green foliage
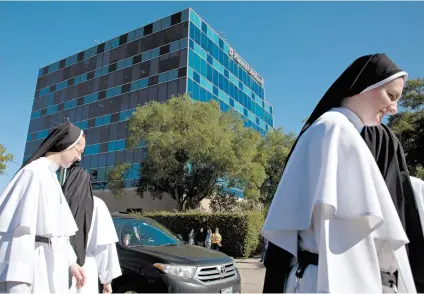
[[138, 210, 265, 258], [388, 78, 424, 178], [113, 94, 266, 210], [209, 187, 239, 213], [399, 77, 424, 110], [258, 128, 296, 206], [415, 165, 424, 181], [0, 144, 13, 176], [107, 163, 131, 198]]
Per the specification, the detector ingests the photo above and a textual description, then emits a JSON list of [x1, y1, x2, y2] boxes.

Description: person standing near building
[[196, 227, 206, 247], [262, 53, 416, 293], [63, 166, 122, 294], [0, 121, 86, 293], [361, 124, 424, 292], [211, 227, 222, 251]]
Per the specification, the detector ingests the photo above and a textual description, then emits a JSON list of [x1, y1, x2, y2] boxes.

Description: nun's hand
[[103, 283, 112, 294], [70, 263, 86, 289]]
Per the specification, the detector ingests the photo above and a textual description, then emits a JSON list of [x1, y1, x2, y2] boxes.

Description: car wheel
[[116, 281, 146, 293]]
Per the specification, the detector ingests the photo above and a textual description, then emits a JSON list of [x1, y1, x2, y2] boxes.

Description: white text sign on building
[[229, 47, 264, 86]]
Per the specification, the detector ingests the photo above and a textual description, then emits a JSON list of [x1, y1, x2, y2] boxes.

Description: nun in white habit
[[410, 176, 424, 235], [361, 124, 424, 292], [0, 122, 86, 293], [262, 53, 415, 293], [62, 166, 122, 294]]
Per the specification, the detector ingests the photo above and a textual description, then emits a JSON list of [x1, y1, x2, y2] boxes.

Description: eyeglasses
[[73, 146, 84, 156]]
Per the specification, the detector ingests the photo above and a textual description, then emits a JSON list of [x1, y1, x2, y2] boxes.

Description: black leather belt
[[296, 250, 396, 288], [35, 236, 52, 245]]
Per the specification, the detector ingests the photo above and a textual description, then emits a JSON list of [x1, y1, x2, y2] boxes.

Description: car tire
[[116, 282, 146, 293]]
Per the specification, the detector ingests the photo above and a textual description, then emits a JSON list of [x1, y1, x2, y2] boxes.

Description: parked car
[[110, 212, 241, 293]]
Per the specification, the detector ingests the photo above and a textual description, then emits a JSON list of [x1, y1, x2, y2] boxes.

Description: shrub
[[136, 210, 264, 258]]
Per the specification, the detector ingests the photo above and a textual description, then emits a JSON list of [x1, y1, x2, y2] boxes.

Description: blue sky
[[0, 1, 423, 190]]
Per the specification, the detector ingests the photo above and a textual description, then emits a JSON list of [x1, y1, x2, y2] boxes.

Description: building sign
[[229, 47, 264, 85]]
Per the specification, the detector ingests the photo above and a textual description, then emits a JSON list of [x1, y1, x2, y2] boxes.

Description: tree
[[109, 94, 266, 211], [0, 144, 13, 176], [388, 77, 424, 180], [209, 186, 239, 213], [258, 128, 296, 207]]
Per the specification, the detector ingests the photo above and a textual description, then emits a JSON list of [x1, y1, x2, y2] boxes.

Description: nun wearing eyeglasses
[[0, 122, 87, 293], [63, 166, 121, 294], [261, 53, 416, 293]]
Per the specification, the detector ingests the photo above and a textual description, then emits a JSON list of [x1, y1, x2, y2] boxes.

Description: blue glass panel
[[187, 78, 194, 96], [142, 51, 151, 62], [201, 22, 207, 34], [179, 38, 188, 49], [170, 41, 179, 52], [193, 52, 201, 71], [158, 72, 168, 84], [114, 86, 122, 95], [192, 80, 200, 101], [162, 16, 171, 29], [116, 140, 126, 150], [199, 86, 208, 102], [206, 64, 213, 82], [46, 105, 58, 115], [224, 69, 229, 79], [117, 60, 125, 70], [80, 121, 88, 129], [27, 134, 32, 141], [168, 69, 178, 81], [111, 38, 119, 49], [213, 86, 218, 96], [95, 117, 103, 126], [108, 141, 117, 152], [92, 144, 101, 154], [106, 88, 114, 98], [135, 27, 144, 39], [130, 80, 140, 91], [31, 111, 41, 119], [94, 69, 102, 78], [139, 78, 148, 88], [128, 30, 136, 42], [150, 48, 160, 59], [181, 9, 189, 22], [153, 20, 162, 33], [187, 66, 194, 79], [188, 49, 194, 68], [193, 71, 200, 83], [119, 111, 127, 121], [64, 100, 77, 110], [39, 87, 50, 96], [218, 38, 224, 50], [189, 10, 202, 28], [229, 98, 234, 107], [194, 25, 201, 44], [103, 114, 111, 124]]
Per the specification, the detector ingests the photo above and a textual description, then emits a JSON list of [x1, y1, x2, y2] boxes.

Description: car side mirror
[[176, 234, 183, 240]]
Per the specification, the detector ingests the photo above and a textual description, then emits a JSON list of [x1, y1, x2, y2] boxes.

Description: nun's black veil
[[22, 121, 82, 169], [361, 124, 424, 292], [263, 53, 407, 293]]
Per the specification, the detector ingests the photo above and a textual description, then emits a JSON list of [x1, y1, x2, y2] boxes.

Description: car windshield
[[119, 218, 183, 247]]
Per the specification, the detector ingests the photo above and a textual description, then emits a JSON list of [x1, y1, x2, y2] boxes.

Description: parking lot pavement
[[235, 257, 265, 293]]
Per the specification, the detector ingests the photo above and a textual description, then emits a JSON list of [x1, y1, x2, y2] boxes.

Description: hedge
[[136, 210, 264, 258]]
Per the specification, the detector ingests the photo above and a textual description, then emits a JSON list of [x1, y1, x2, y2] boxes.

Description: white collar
[[332, 107, 364, 132]]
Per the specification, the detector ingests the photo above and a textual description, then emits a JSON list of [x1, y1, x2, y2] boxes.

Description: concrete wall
[[94, 189, 215, 213], [94, 189, 178, 213]]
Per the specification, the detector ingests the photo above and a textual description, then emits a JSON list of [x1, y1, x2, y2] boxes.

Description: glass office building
[[24, 8, 274, 191]]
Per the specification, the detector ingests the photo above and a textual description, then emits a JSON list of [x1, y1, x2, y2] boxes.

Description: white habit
[[262, 107, 416, 293], [69, 196, 122, 294], [0, 157, 78, 293], [410, 176, 424, 237]]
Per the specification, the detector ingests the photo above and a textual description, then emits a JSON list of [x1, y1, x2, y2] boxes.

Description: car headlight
[[154, 263, 197, 279]]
